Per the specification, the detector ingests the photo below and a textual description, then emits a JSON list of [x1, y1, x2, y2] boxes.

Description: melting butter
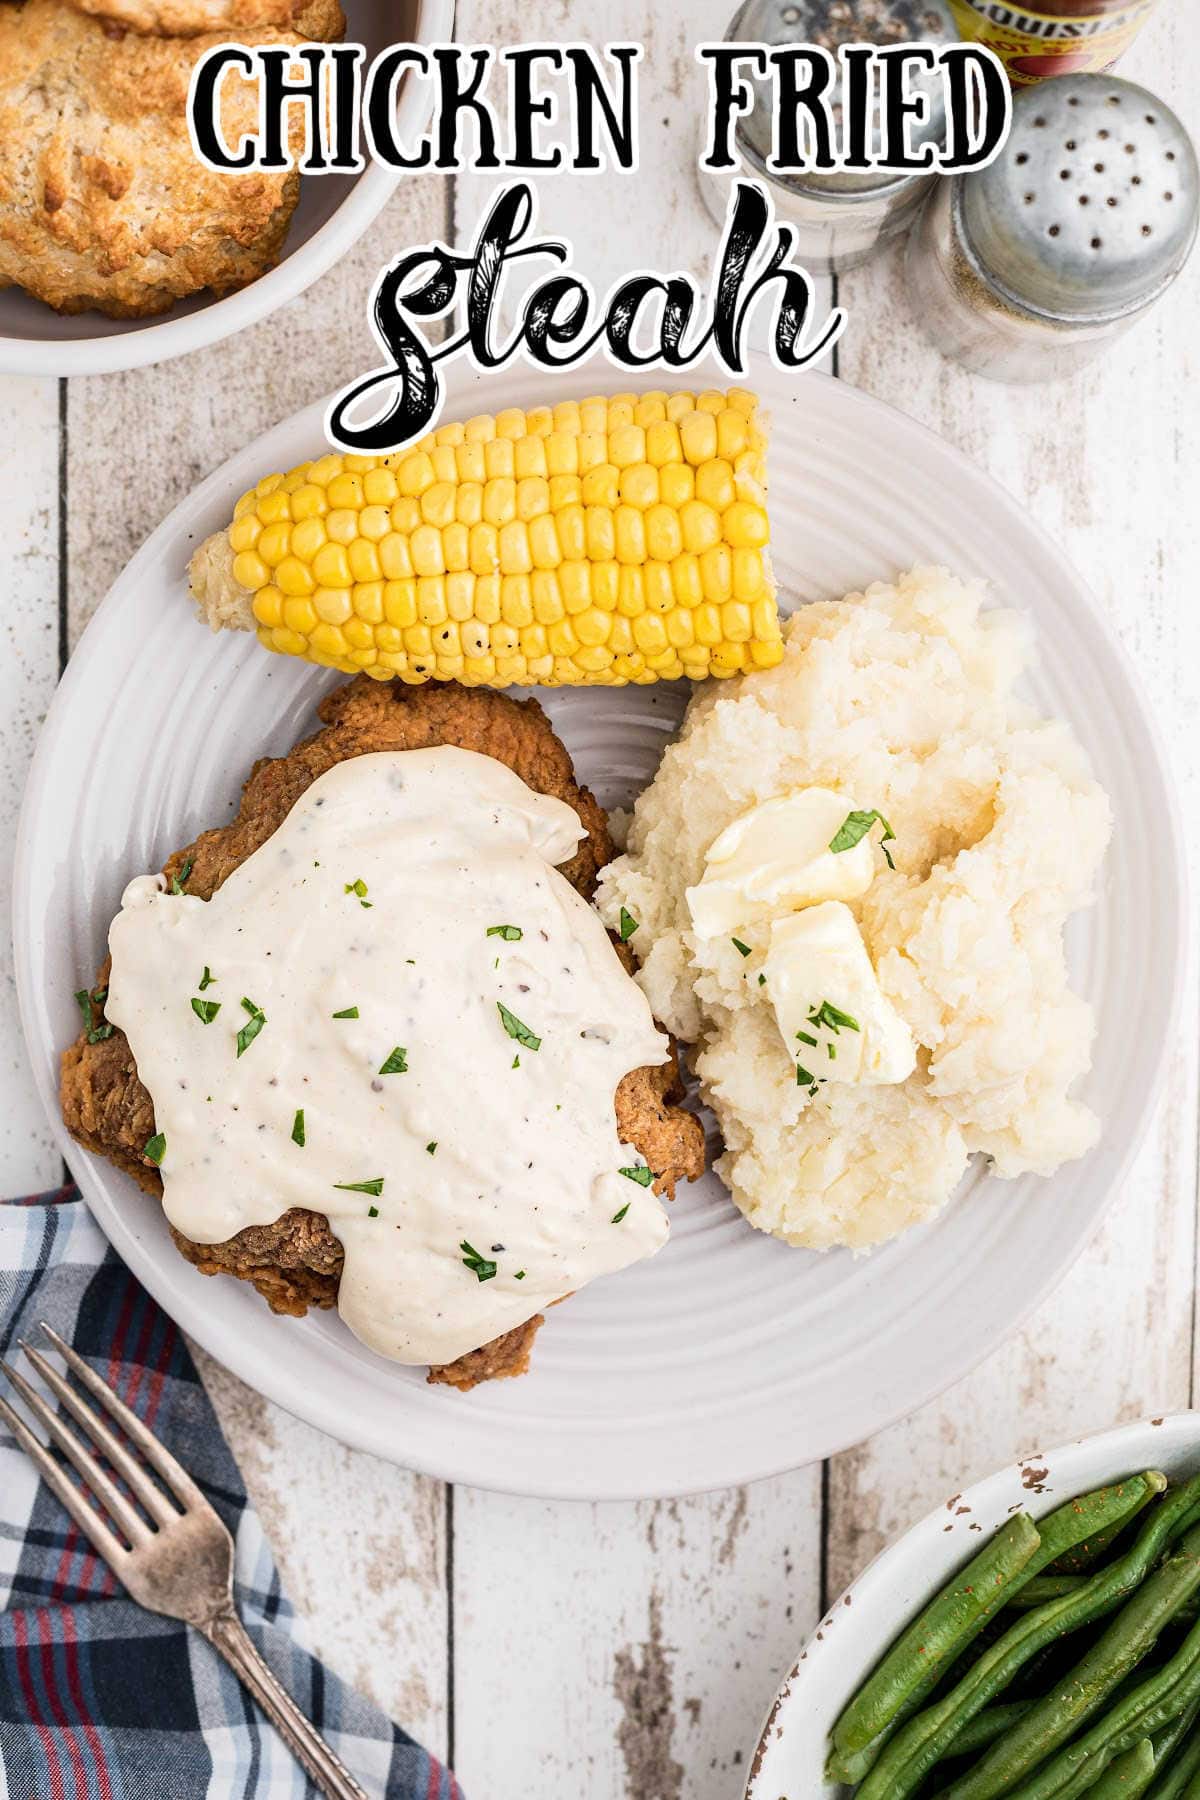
[[763, 902, 916, 1087], [105, 749, 671, 1367], [685, 787, 874, 938]]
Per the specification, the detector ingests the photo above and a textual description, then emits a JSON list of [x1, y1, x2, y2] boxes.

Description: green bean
[[1150, 1692, 1200, 1769], [1147, 1717, 1200, 1798], [844, 1475, 1175, 1797], [949, 1705, 1039, 1758], [934, 1513, 1200, 1800], [833, 1479, 1165, 1771], [1048, 1480, 1161, 1576], [1084, 1741, 1157, 1798], [830, 1514, 1043, 1761], [988, 1605, 1200, 1800], [1010, 1577, 1090, 1610]]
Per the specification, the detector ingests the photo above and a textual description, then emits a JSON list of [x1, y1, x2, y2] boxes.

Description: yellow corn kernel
[[252, 586, 283, 629], [645, 563, 675, 614], [229, 514, 262, 553], [233, 551, 269, 592], [352, 583, 384, 623], [581, 465, 618, 508], [617, 568, 646, 617], [276, 557, 315, 598], [575, 608, 611, 648], [256, 490, 291, 525], [614, 506, 647, 565], [313, 587, 352, 625], [210, 393, 777, 685], [645, 504, 683, 562]]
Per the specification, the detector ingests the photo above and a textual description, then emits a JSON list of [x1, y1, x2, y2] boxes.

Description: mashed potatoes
[[595, 567, 1112, 1251]]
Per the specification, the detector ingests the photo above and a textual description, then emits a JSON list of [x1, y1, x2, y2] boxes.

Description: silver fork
[[0, 1323, 369, 1800]]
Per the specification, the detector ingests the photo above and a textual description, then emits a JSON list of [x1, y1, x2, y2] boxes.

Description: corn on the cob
[[189, 388, 783, 687]]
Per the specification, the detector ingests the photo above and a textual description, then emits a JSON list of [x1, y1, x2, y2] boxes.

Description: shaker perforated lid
[[960, 75, 1199, 323], [730, 0, 956, 194]]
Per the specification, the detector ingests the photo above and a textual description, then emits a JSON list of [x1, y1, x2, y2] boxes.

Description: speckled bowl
[[746, 1413, 1200, 1798]]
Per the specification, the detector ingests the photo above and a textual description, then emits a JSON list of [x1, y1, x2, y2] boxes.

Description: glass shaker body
[[697, 0, 956, 274]]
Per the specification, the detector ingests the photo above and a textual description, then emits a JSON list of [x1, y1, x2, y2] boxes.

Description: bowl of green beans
[[747, 1414, 1200, 1800]]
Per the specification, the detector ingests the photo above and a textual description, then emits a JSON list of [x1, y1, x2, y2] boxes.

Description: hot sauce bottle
[[944, 2, 1163, 87]]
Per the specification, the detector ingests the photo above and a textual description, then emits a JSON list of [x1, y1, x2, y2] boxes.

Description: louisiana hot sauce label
[[945, 2, 1162, 86]]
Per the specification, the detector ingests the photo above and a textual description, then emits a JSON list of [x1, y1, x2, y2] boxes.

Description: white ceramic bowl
[[0, 0, 453, 376], [747, 1412, 1200, 1798]]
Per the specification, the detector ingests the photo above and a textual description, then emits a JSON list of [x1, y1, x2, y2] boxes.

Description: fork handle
[[204, 1606, 371, 1800]]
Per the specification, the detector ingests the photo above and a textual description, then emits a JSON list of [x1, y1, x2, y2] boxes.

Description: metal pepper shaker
[[698, 0, 959, 273], [905, 73, 1199, 382]]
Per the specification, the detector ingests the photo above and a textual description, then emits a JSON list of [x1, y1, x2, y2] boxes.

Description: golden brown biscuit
[[67, 0, 343, 38], [0, 0, 336, 318]]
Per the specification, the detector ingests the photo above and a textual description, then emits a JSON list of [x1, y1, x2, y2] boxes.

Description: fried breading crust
[[68, 0, 341, 35], [0, 0, 343, 319], [61, 678, 705, 1389]]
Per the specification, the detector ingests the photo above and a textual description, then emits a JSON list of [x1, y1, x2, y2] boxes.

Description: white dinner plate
[[13, 354, 1184, 1500], [745, 1412, 1200, 1797]]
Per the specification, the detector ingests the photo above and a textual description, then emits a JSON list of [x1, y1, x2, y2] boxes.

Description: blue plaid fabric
[[0, 1185, 460, 1800]]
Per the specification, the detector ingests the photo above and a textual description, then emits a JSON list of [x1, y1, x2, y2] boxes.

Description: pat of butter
[[685, 788, 875, 939], [764, 902, 916, 1087]]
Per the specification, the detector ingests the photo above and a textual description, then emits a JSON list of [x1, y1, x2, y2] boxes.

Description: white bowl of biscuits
[[0, 0, 452, 375]]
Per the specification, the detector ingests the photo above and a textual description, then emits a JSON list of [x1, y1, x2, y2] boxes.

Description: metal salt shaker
[[699, 0, 959, 273], [906, 73, 1199, 381]]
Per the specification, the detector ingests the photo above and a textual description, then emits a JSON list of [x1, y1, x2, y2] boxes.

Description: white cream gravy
[[105, 748, 671, 1366]]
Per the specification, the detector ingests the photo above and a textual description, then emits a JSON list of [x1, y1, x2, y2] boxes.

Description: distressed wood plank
[[824, 9, 1200, 1596], [453, 1473, 821, 1800], [61, 172, 455, 1756], [0, 375, 64, 1193]]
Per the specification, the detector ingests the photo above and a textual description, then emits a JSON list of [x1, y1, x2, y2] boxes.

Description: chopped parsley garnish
[[796, 1030, 817, 1048], [236, 997, 266, 1057], [199, 966, 216, 991], [367, 1205, 379, 1218], [426, 1141, 437, 1155], [619, 907, 639, 942], [292, 1109, 305, 1147], [514, 1269, 526, 1280], [808, 1000, 861, 1034], [332, 1006, 359, 1020], [170, 859, 193, 895], [828, 1044, 837, 1060], [74, 987, 114, 1045], [334, 1177, 384, 1196], [731, 937, 752, 957], [191, 997, 221, 1024], [143, 1132, 166, 1166], [512, 1054, 520, 1069], [757, 972, 766, 986], [611, 1203, 630, 1224], [345, 877, 368, 897], [497, 1002, 540, 1051], [829, 809, 896, 870], [379, 1046, 408, 1075], [487, 924, 523, 941], [619, 1164, 655, 1187], [796, 1063, 815, 1087], [460, 1239, 498, 1283]]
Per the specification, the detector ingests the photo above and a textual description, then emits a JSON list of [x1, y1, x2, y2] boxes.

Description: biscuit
[[0, 0, 340, 318], [67, 0, 343, 38]]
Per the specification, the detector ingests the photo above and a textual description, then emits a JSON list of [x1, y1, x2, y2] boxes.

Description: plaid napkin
[[0, 1183, 461, 1800]]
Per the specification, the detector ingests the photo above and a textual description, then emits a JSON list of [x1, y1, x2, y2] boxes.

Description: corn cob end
[[189, 389, 783, 688]]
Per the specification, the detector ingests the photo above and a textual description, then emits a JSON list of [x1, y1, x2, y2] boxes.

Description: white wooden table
[[3, 5, 1198, 1795]]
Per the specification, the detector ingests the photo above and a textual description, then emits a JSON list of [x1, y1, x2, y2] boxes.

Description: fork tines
[[0, 1322, 205, 1562]]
